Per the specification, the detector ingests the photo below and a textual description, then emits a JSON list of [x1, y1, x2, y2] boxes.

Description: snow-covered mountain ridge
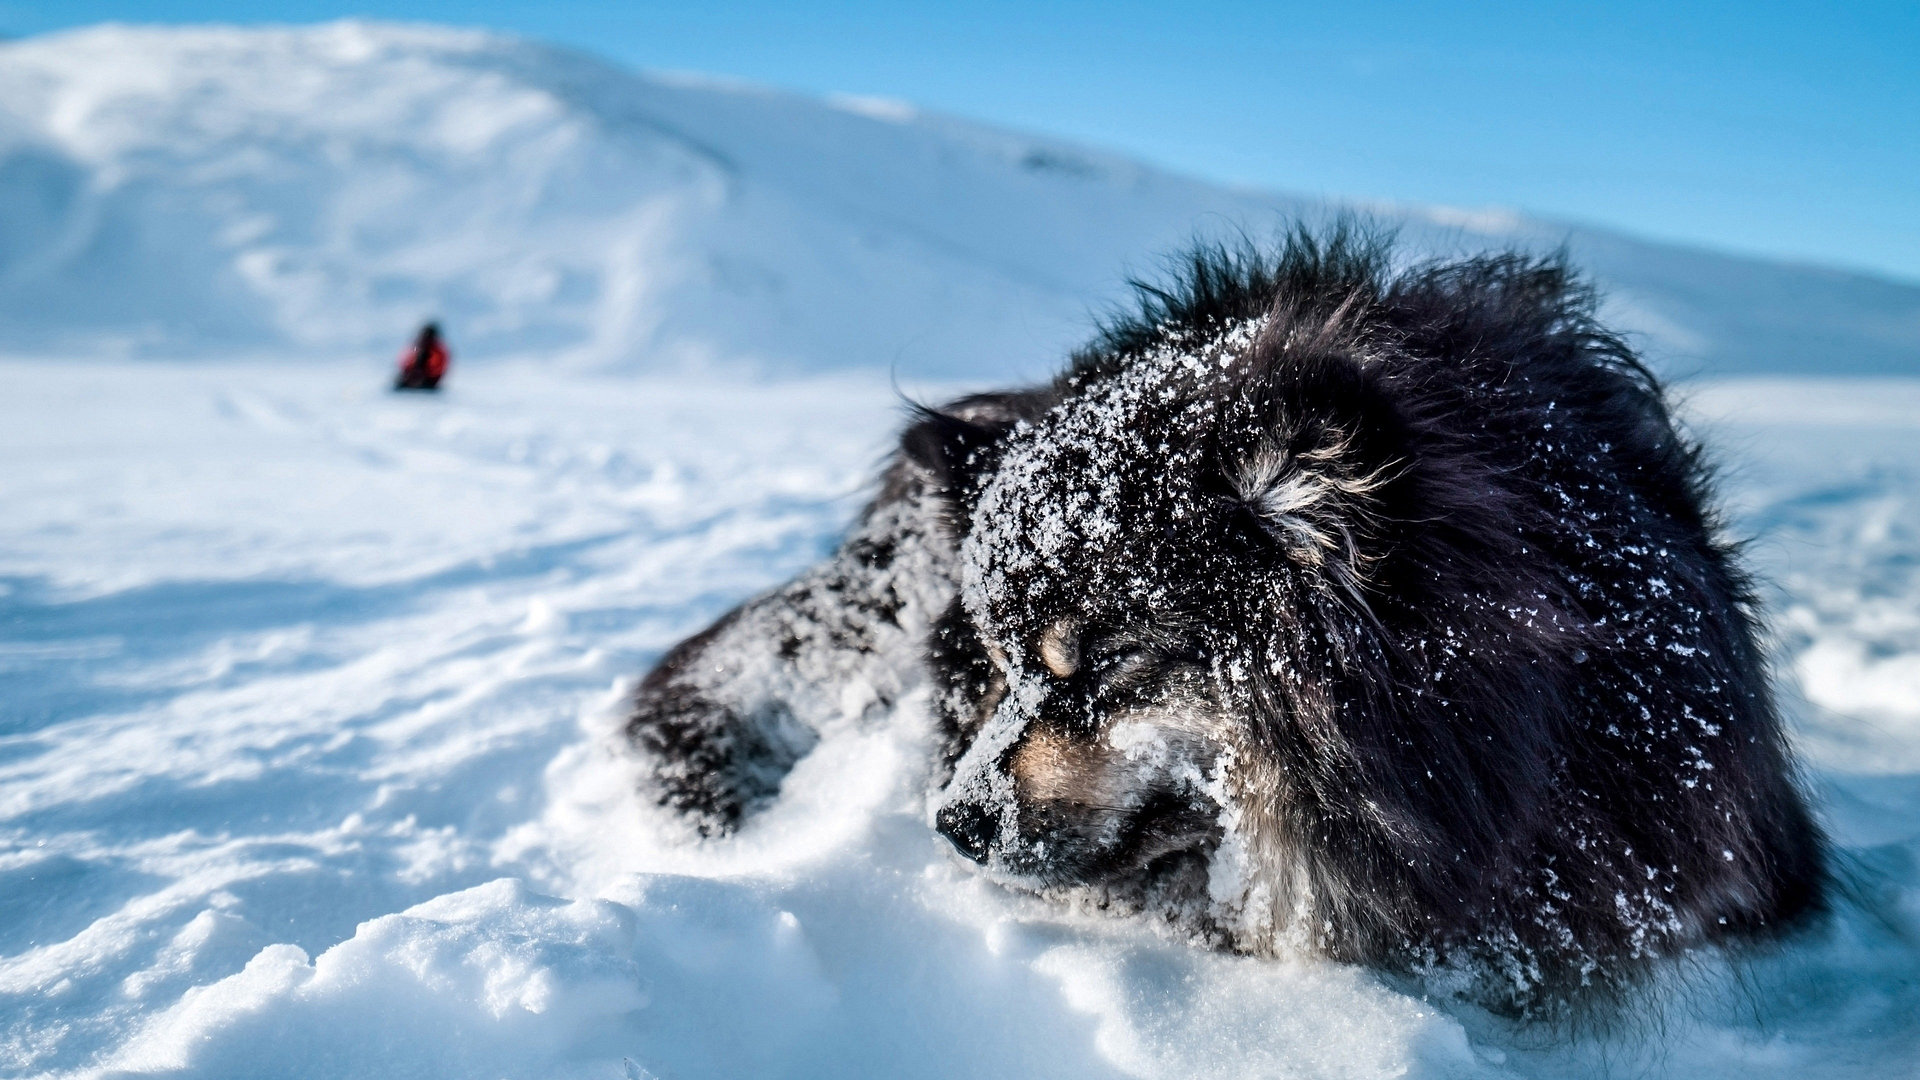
[[2, 20, 1916, 378]]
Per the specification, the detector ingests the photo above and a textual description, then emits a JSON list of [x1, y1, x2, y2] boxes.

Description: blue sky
[[5, 1, 1915, 283]]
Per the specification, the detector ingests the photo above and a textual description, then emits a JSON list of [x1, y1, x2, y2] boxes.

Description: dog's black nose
[[936, 801, 998, 863]]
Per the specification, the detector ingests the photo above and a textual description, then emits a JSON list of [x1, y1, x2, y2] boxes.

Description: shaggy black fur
[[625, 224, 1826, 1015]]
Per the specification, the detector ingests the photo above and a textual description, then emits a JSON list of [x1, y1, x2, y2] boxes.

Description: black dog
[[627, 227, 1825, 1014]]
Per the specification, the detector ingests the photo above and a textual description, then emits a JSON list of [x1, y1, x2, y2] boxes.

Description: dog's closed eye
[[1090, 640, 1156, 690]]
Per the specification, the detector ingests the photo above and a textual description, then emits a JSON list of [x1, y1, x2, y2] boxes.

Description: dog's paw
[[626, 682, 815, 838]]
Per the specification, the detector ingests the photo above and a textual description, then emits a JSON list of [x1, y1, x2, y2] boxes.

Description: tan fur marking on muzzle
[[1009, 726, 1106, 804], [1038, 619, 1080, 678]]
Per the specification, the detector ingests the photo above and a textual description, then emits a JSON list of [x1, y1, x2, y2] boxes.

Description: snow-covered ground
[[2, 358, 1917, 1079]]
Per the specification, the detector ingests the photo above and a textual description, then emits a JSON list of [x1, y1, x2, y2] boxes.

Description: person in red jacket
[[394, 322, 450, 391]]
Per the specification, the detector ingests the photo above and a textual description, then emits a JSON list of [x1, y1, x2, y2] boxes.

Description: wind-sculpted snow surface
[[2, 358, 1918, 1077], [2, 22, 1919, 377]]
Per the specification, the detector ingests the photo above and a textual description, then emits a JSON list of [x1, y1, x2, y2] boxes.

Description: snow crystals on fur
[[629, 225, 1827, 1017]]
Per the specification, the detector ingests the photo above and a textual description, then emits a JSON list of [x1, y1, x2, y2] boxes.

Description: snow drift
[[3, 361, 1919, 1079], [0, 21, 1917, 378]]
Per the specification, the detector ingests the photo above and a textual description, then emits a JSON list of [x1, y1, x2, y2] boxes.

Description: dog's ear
[[901, 392, 1043, 533], [1218, 361, 1408, 584], [1228, 441, 1384, 575]]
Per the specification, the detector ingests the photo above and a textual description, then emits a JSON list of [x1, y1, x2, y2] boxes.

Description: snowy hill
[[2, 21, 1917, 378]]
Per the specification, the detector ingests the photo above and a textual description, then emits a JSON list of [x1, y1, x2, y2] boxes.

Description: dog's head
[[909, 318, 1415, 897]]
